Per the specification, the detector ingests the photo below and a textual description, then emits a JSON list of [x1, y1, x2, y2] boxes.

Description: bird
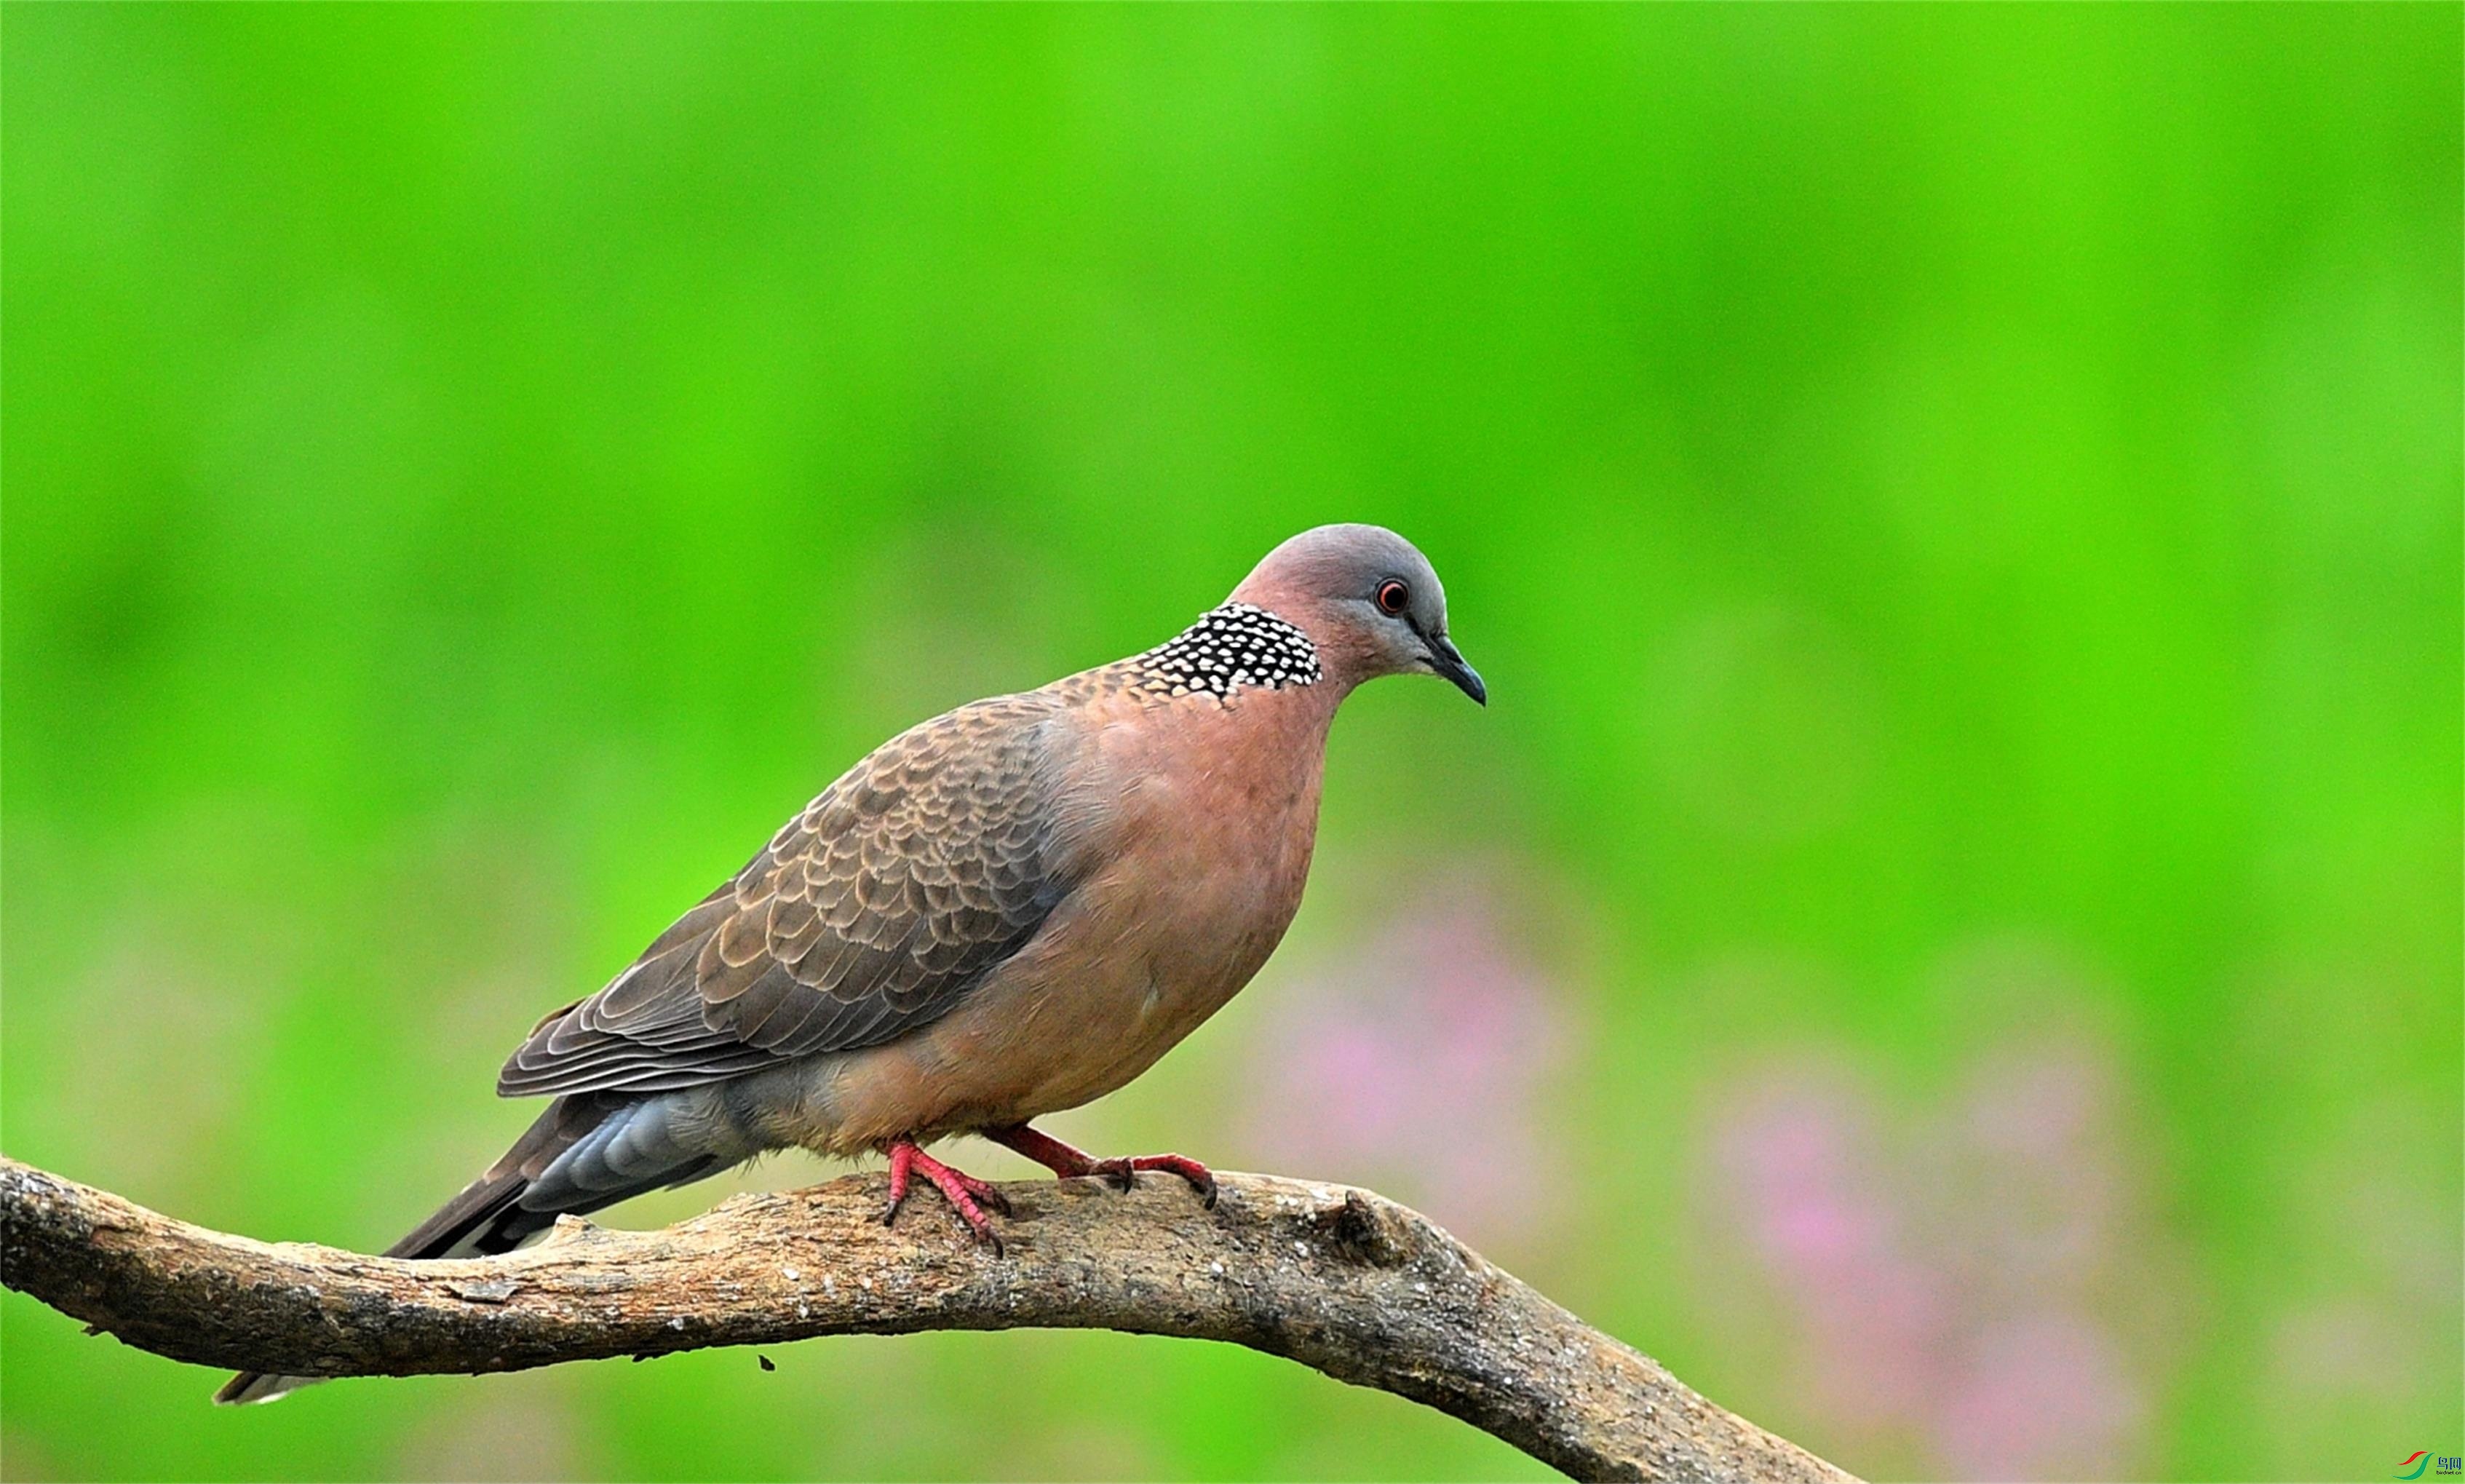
[[217, 523, 1484, 1404]]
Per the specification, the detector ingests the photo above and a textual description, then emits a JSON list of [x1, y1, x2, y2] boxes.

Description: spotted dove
[[218, 523, 1483, 1404]]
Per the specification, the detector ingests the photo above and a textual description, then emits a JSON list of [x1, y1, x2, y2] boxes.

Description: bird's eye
[[1375, 580, 1410, 616]]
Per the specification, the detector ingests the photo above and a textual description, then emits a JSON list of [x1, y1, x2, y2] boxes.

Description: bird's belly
[[1004, 953, 1253, 1114], [813, 862, 1306, 1147]]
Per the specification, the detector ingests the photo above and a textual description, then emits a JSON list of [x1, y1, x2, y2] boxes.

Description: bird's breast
[[1004, 693, 1332, 1110], [1102, 687, 1330, 947], [817, 685, 1337, 1143]]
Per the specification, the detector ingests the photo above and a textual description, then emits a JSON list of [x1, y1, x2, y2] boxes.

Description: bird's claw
[[880, 1138, 1011, 1256], [983, 1126, 1215, 1209], [1092, 1153, 1215, 1206]]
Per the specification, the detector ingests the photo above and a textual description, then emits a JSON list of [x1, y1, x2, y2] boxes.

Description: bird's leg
[[983, 1123, 1218, 1208], [878, 1138, 1011, 1255], [983, 1123, 1102, 1176]]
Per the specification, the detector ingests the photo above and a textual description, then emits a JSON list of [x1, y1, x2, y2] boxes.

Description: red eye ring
[[1375, 580, 1410, 616]]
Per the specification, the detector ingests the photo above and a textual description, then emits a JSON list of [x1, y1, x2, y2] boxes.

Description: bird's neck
[[1126, 601, 1327, 701], [1215, 579, 1385, 698]]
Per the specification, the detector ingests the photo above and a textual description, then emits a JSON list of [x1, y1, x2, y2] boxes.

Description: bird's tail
[[213, 1092, 729, 1405]]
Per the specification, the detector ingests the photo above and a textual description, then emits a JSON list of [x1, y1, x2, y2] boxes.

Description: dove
[[219, 523, 1482, 1403]]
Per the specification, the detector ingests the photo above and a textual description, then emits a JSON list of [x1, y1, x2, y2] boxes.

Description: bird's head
[[1230, 524, 1485, 705]]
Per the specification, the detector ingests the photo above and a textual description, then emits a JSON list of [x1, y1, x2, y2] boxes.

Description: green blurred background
[[4, 7, 2458, 1481]]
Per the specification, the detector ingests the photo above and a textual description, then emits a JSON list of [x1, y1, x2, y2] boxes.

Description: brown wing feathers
[[498, 695, 1071, 1098]]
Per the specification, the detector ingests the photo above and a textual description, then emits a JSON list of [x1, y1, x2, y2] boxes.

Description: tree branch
[[1, 1154, 1854, 1484]]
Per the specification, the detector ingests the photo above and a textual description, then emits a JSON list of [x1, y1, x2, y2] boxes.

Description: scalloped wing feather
[[498, 693, 1073, 1098]]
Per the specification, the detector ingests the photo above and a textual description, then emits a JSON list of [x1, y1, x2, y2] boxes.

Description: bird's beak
[[1428, 635, 1487, 706]]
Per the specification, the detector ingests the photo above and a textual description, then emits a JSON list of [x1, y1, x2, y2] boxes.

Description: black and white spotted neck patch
[[1129, 602, 1322, 699]]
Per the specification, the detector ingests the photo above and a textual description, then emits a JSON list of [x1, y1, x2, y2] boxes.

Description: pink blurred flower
[[1235, 875, 1574, 1246], [1708, 1036, 2150, 1479]]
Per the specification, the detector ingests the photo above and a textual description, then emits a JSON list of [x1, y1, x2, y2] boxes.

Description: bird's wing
[[498, 693, 1075, 1098]]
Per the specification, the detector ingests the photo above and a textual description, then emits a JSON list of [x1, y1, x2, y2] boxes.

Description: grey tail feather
[[213, 1093, 723, 1406]]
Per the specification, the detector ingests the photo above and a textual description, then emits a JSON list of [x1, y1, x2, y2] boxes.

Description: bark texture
[[1, 1155, 1856, 1484]]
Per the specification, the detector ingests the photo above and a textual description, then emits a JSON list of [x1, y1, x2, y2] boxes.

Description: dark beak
[[1427, 635, 1487, 707]]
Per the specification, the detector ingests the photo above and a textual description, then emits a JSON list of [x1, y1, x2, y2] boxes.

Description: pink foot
[[880, 1139, 1012, 1255], [1090, 1153, 1218, 1206], [985, 1124, 1218, 1208]]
